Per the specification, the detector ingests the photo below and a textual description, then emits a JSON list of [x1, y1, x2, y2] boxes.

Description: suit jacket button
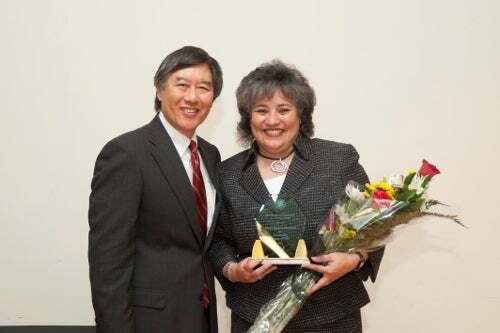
[[199, 294, 203, 301]]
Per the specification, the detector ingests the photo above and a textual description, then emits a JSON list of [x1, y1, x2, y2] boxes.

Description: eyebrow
[[253, 103, 292, 108], [252, 104, 268, 108], [199, 80, 213, 87], [174, 77, 213, 87]]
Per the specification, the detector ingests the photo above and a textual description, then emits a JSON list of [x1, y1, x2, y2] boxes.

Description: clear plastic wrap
[[247, 160, 463, 333]]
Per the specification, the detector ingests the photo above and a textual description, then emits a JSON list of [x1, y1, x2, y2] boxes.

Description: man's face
[[156, 64, 214, 138]]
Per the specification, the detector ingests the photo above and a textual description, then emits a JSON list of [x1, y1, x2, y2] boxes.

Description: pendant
[[270, 159, 288, 173]]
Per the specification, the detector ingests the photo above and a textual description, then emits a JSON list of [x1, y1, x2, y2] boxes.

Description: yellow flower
[[365, 183, 377, 192], [366, 180, 398, 200], [365, 180, 397, 199], [340, 226, 356, 239], [376, 181, 393, 192]]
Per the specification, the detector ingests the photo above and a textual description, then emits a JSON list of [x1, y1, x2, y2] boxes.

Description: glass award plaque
[[251, 197, 310, 265]]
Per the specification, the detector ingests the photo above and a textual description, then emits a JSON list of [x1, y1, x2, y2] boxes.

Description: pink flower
[[322, 211, 336, 231], [372, 191, 392, 208], [372, 199, 392, 209], [418, 159, 440, 180]]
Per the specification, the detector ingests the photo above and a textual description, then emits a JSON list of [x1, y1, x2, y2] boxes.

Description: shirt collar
[[158, 112, 198, 156]]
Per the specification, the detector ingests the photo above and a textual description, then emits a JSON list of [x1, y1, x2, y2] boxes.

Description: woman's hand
[[226, 258, 276, 283], [302, 251, 367, 295]]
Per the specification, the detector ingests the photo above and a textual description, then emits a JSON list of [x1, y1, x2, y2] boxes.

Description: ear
[[156, 86, 163, 101]]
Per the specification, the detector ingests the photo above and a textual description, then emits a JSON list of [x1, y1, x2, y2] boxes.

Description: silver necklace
[[256, 149, 294, 174]]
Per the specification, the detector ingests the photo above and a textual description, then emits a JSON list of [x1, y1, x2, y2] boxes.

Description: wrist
[[222, 261, 237, 282], [348, 249, 367, 271]]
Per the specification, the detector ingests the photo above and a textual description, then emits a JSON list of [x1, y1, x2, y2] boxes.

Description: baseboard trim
[[0, 327, 95, 333]]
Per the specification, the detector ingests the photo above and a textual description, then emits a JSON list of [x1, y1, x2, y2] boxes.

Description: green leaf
[[398, 189, 417, 202], [404, 172, 416, 187]]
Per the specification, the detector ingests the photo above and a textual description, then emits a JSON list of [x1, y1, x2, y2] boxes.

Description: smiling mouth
[[181, 107, 200, 115], [264, 129, 284, 136]]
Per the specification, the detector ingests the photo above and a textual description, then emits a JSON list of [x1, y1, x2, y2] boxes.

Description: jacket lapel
[[280, 136, 314, 198], [147, 116, 203, 247], [239, 160, 271, 206]]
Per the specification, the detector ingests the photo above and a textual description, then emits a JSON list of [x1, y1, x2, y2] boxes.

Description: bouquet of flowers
[[247, 160, 464, 333]]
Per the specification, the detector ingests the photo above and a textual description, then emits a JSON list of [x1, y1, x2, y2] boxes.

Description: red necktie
[[188, 140, 209, 309]]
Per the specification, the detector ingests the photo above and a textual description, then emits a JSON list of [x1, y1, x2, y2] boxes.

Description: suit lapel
[[147, 116, 203, 247], [204, 201, 220, 252], [197, 139, 218, 190]]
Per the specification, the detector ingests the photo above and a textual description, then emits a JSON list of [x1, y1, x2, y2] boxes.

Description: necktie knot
[[189, 140, 197, 153]]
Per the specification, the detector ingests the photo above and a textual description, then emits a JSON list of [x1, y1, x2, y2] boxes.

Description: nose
[[265, 110, 280, 126], [183, 87, 199, 103]]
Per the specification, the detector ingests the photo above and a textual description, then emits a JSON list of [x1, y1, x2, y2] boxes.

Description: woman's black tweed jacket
[[209, 135, 384, 328]]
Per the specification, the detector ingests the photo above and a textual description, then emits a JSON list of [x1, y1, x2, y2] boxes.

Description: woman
[[209, 61, 383, 332]]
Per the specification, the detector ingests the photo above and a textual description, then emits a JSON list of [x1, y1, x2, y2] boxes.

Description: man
[[88, 46, 223, 333]]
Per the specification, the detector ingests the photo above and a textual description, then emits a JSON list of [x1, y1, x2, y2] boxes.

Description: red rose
[[373, 190, 391, 200], [418, 159, 440, 180]]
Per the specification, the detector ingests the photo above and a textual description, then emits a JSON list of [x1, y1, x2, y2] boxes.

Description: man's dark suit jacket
[[88, 114, 220, 333], [209, 135, 383, 329]]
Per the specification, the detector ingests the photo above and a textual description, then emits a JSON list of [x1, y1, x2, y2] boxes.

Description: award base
[[256, 257, 310, 265], [251, 239, 309, 265]]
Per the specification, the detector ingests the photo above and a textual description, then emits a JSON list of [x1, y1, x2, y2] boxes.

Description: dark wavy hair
[[153, 46, 223, 111], [236, 60, 315, 146]]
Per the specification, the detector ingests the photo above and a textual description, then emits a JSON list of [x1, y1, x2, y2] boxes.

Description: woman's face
[[250, 89, 301, 158]]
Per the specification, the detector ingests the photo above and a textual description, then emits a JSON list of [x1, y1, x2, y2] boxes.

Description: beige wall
[[1, 0, 499, 332]]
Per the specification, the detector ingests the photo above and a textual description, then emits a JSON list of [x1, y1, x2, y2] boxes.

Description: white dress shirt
[[159, 113, 216, 234], [264, 174, 286, 202]]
